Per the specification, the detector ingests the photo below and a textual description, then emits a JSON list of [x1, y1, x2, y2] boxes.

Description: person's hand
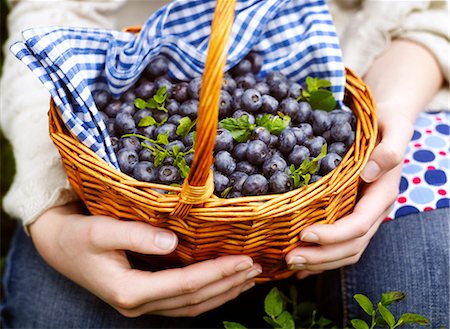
[[29, 203, 261, 318]]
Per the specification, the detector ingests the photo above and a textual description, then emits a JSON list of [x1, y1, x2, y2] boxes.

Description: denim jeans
[[1, 208, 448, 328]]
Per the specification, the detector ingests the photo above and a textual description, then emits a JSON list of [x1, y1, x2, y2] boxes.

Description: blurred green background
[[1, 0, 17, 277]]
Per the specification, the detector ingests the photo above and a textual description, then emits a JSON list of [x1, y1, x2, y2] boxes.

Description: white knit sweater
[[1, 0, 449, 227]]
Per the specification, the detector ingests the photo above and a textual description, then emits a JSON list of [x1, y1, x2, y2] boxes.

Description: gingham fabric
[[10, 0, 345, 168]]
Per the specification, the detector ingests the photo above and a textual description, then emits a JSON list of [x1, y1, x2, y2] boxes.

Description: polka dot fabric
[[385, 111, 450, 221]]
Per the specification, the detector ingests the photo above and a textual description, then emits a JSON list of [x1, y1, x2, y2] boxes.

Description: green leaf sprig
[[297, 76, 336, 112], [219, 115, 256, 142], [176, 117, 197, 138], [134, 86, 168, 113], [138, 115, 168, 128], [290, 144, 327, 188], [255, 113, 291, 136]]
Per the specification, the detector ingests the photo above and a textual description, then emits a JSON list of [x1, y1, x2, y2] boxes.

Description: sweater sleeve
[[1, 1, 125, 228]]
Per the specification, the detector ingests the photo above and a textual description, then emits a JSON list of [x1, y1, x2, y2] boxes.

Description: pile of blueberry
[[93, 52, 356, 197]]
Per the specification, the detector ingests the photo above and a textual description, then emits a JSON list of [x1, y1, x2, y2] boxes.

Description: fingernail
[[289, 263, 306, 270], [246, 267, 262, 279], [235, 260, 253, 272], [154, 232, 177, 250], [361, 160, 381, 182], [287, 255, 306, 265], [242, 281, 256, 293], [301, 232, 319, 243]]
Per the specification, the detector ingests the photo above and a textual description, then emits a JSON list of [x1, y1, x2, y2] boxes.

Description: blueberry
[[179, 99, 199, 119], [230, 59, 252, 77], [110, 136, 119, 152], [155, 123, 178, 141], [269, 80, 289, 101], [319, 153, 342, 175], [289, 82, 302, 99], [269, 148, 283, 158], [279, 98, 299, 121], [311, 110, 331, 135], [133, 161, 158, 182], [119, 101, 136, 116], [121, 90, 136, 103], [288, 145, 310, 167], [104, 100, 121, 118], [330, 109, 355, 127], [219, 90, 232, 118], [232, 142, 248, 162], [260, 95, 279, 115], [146, 55, 168, 78], [228, 191, 242, 198], [262, 155, 287, 177], [322, 130, 333, 144], [188, 77, 202, 100], [155, 77, 172, 95], [138, 125, 156, 139], [135, 80, 156, 99], [134, 109, 153, 124], [120, 136, 142, 152], [158, 165, 180, 183], [99, 111, 109, 123], [251, 126, 271, 145], [278, 129, 296, 154], [304, 136, 326, 157], [297, 123, 313, 138], [185, 153, 194, 166], [290, 127, 308, 145], [269, 171, 294, 193], [117, 148, 139, 174], [254, 82, 270, 95], [171, 82, 189, 103], [115, 112, 136, 135], [93, 90, 110, 110], [345, 131, 355, 148], [167, 114, 183, 125], [269, 134, 279, 148], [310, 174, 322, 183], [139, 148, 154, 162], [142, 140, 155, 149], [328, 142, 348, 157], [266, 71, 287, 85], [163, 156, 175, 165], [152, 109, 169, 124], [236, 161, 258, 175], [296, 102, 312, 123], [213, 172, 230, 194], [241, 89, 262, 112], [215, 128, 234, 152], [331, 122, 353, 142], [215, 151, 236, 176], [166, 140, 186, 153], [232, 110, 255, 124], [166, 99, 180, 116], [246, 140, 269, 165], [232, 88, 244, 110], [242, 174, 269, 196], [222, 74, 237, 93], [183, 131, 196, 148], [229, 171, 248, 192], [235, 74, 256, 89], [245, 52, 263, 74]]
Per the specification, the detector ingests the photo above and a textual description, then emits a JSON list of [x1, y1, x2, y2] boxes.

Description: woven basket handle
[[171, 0, 237, 219]]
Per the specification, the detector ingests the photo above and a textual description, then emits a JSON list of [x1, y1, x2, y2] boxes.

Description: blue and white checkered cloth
[[11, 0, 345, 169]]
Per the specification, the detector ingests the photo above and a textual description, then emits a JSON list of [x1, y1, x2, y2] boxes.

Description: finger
[[152, 280, 256, 317], [295, 270, 323, 280], [291, 248, 367, 272], [110, 255, 255, 310], [298, 164, 401, 245], [87, 217, 178, 254], [133, 264, 262, 315], [361, 118, 413, 182]]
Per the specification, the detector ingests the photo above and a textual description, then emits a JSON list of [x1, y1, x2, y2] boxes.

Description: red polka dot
[[425, 129, 432, 134], [412, 177, 421, 184], [424, 207, 433, 211], [383, 217, 392, 223], [438, 189, 447, 196], [439, 151, 446, 156], [436, 117, 442, 121], [398, 197, 407, 203], [414, 143, 422, 148], [427, 166, 436, 170], [404, 159, 410, 164]]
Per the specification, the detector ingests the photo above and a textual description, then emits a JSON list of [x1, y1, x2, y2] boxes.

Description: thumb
[[361, 118, 413, 183], [88, 217, 178, 255]]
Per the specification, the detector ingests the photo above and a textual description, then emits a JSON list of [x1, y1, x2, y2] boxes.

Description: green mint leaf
[[220, 116, 256, 143], [306, 76, 319, 92], [296, 301, 317, 318], [138, 116, 157, 127], [157, 116, 168, 126], [134, 98, 148, 110], [171, 145, 181, 156], [308, 90, 336, 111], [351, 319, 369, 329], [154, 150, 168, 167], [353, 294, 374, 316], [302, 173, 311, 186], [147, 98, 158, 109], [255, 114, 272, 128], [255, 114, 291, 136], [265, 287, 285, 318], [398, 313, 430, 326], [223, 321, 248, 329], [221, 186, 232, 198], [317, 316, 333, 329], [176, 117, 196, 138], [380, 292, 406, 306], [156, 86, 166, 97], [263, 316, 282, 328], [156, 104, 168, 113], [153, 94, 164, 104], [156, 133, 169, 145], [375, 317, 388, 327], [274, 311, 295, 329], [297, 89, 310, 102], [378, 303, 396, 327], [175, 158, 190, 179]]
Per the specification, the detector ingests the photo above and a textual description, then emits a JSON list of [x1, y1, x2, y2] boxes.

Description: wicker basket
[[48, 0, 377, 282]]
